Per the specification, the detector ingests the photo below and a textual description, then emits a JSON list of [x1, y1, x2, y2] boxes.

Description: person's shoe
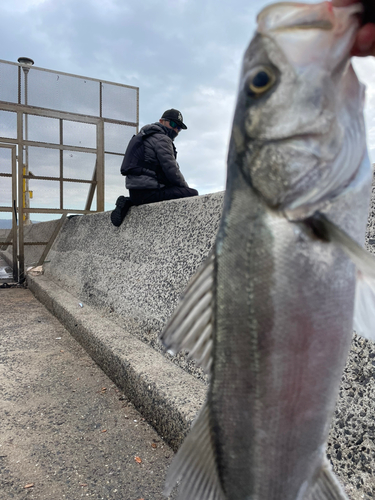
[[111, 196, 132, 227]]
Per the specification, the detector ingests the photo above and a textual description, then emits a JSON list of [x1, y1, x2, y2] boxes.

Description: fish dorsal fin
[[163, 402, 225, 500], [308, 213, 375, 342], [160, 252, 215, 373], [304, 459, 349, 500]]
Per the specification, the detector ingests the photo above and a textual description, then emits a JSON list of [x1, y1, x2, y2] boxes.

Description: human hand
[[332, 0, 375, 56]]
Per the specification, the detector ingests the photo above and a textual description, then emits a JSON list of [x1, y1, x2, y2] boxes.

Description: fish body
[[161, 2, 373, 499], [212, 188, 357, 499]]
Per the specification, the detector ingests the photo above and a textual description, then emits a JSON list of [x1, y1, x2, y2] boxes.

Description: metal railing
[[0, 59, 139, 282]]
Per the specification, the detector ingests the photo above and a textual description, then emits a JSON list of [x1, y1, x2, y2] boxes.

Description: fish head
[[230, 1, 366, 218]]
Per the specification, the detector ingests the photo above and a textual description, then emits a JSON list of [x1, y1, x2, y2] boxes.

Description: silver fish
[[160, 2, 375, 500]]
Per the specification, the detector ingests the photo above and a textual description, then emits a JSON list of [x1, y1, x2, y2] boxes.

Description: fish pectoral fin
[[159, 251, 215, 373], [353, 269, 375, 341], [304, 459, 349, 500], [309, 213, 375, 342], [164, 402, 225, 500]]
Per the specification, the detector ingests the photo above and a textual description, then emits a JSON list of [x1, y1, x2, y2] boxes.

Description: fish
[[160, 2, 375, 500]]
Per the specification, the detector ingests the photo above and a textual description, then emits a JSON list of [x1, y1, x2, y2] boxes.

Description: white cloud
[[3, 0, 49, 14]]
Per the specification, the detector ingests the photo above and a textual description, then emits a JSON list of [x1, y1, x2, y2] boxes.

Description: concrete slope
[[42, 192, 224, 379], [25, 194, 223, 452], [28, 273, 206, 452]]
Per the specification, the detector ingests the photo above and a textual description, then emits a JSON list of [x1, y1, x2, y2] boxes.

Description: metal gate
[[0, 59, 139, 282]]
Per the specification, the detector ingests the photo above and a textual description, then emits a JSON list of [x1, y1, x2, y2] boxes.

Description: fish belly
[[210, 183, 355, 500]]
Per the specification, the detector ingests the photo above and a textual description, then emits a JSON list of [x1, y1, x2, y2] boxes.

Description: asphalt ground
[[0, 287, 174, 500]]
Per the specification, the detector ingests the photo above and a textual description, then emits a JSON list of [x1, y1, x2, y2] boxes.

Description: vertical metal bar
[[11, 145, 18, 282], [96, 120, 105, 212], [136, 87, 139, 133], [18, 65, 21, 104], [17, 110, 25, 283], [100, 82, 103, 118], [60, 118, 64, 209], [23, 69, 30, 225]]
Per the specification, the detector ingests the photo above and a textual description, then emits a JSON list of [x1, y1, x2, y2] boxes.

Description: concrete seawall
[[26, 192, 224, 451], [2, 190, 375, 497], [42, 192, 223, 376]]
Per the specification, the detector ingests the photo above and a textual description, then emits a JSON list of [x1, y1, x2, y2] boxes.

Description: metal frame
[[0, 143, 18, 281], [0, 59, 139, 282]]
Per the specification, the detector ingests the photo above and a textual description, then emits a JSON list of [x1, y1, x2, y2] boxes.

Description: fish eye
[[246, 67, 276, 96]]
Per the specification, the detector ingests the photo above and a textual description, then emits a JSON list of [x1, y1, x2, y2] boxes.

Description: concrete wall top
[[44, 193, 224, 350]]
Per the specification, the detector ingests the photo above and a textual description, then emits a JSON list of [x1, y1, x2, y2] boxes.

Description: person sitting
[[111, 109, 198, 227]]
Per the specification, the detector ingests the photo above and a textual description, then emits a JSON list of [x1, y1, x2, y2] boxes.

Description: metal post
[[18, 65, 21, 105], [23, 69, 30, 225], [60, 118, 63, 209], [136, 87, 139, 133], [17, 109, 25, 283], [99, 82, 103, 118], [18, 57, 34, 226], [97, 82, 104, 212], [11, 146, 18, 282], [96, 120, 105, 212]]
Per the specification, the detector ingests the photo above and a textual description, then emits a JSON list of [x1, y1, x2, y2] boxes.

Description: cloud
[[3, 0, 49, 15]]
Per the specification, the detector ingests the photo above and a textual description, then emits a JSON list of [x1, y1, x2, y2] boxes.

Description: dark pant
[[129, 186, 198, 206]]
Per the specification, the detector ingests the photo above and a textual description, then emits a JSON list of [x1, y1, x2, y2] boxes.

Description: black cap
[[161, 109, 187, 129]]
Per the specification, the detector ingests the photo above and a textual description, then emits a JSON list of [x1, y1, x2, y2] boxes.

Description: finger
[[357, 23, 375, 50], [352, 23, 375, 55]]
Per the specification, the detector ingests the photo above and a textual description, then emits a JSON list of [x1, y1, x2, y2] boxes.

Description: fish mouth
[[248, 132, 328, 157], [257, 1, 362, 34], [256, 1, 362, 71], [272, 20, 333, 31], [263, 132, 325, 145]]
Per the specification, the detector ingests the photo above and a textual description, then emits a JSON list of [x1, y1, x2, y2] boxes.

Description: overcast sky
[[0, 0, 374, 221]]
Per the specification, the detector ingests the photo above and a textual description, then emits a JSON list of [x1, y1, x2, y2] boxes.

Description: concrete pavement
[[0, 287, 175, 500]]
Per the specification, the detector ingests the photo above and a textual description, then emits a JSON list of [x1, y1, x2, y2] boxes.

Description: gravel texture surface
[[328, 334, 375, 500], [325, 177, 375, 499]]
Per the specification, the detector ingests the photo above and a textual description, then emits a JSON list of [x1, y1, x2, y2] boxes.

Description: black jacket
[[125, 122, 189, 190]]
